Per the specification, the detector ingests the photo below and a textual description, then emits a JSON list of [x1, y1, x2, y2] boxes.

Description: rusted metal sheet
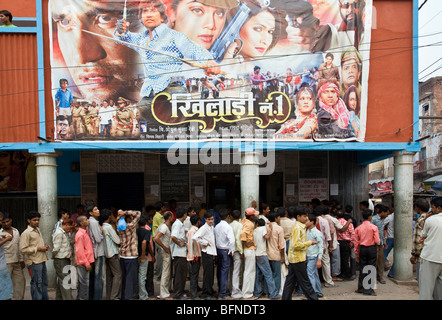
[[0, 32, 40, 143]]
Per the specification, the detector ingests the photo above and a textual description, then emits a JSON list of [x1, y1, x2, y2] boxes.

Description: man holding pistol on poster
[[114, 0, 221, 130]]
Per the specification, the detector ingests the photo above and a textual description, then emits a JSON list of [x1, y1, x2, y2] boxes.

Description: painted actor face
[[141, 4, 164, 29], [51, 0, 140, 102], [239, 10, 275, 59], [339, 0, 362, 30], [320, 87, 338, 107], [341, 59, 360, 88], [297, 90, 314, 115], [172, 0, 227, 50], [57, 119, 70, 137], [347, 91, 357, 111]]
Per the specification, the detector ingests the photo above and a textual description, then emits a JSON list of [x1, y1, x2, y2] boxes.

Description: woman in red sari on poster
[[274, 87, 318, 140]]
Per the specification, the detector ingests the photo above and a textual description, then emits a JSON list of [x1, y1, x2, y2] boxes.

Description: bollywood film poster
[[48, 0, 372, 142]]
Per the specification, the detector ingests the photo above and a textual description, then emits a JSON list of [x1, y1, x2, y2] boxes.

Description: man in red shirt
[[75, 215, 95, 300], [354, 209, 380, 296]]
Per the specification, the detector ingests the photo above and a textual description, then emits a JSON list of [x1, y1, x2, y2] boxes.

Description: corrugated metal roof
[[0, 32, 40, 143]]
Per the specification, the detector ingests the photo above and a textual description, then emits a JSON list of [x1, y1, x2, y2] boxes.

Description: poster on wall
[[48, 0, 372, 142], [299, 178, 328, 202], [0, 151, 37, 193]]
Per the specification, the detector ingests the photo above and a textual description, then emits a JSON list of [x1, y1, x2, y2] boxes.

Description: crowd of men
[[0, 196, 441, 301]]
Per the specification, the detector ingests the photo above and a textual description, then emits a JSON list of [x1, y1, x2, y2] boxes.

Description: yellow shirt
[[19, 226, 48, 266], [240, 218, 256, 250], [287, 221, 312, 264]]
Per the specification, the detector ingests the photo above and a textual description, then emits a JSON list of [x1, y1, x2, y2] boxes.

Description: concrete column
[[240, 151, 260, 216], [35, 152, 59, 288], [392, 151, 415, 283]]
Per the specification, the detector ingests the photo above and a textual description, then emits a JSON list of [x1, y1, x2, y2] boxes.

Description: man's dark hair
[[294, 205, 306, 219], [138, 217, 147, 227], [204, 210, 214, 220], [219, 208, 229, 221], [344, 205, 353, 213], [57, 208, 70, 219], [256, 218, 265, 227], [26, 210, 41, 221], [430, 197, 442, 209], [325, 52, 334, 60], [190, 214, 200, 226], [362, 209, 373, 220], [360, 200, 369, 208], [153, 201, 164, 212], [230, 209, 241, 220], [414, 198, 430, 213], [140, 0, 169, 24], [86, 205, 95, 216], [176, 207, 186, 219], [268, 211, 279, 223], [101, 208, 112, 222], [0, 10, 13, 22], [187, 207, 194, 214]]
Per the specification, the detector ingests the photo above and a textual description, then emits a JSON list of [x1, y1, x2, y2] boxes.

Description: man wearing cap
[[114, 97, 136, 138], [114, 0, 221, 132], [240, 207, 259, 299], [340, 47, 362, 98]]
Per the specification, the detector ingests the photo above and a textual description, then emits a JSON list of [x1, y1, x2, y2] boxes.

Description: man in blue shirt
[[114, 0, 220, 132], [370, 204, 389, 284], [55, 79, 74, 119]]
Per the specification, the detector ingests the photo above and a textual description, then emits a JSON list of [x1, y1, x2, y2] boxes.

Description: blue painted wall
[[56, 150, 81, 196]]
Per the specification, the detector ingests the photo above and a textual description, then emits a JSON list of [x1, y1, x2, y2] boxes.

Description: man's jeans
[[138, 258, 149, 300], [384, 238, 394, 277], [254, 255, 279, 299], [216, 249, 231, 298], [28, 262, 49, 300], [77, 265, 90, 300], [306, 256, 323, 295]]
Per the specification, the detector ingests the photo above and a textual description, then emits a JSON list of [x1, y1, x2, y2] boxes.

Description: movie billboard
[[48, 0, 372, 142]]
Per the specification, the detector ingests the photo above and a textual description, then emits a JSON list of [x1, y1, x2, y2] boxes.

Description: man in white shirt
[[419, 197, 442, 300], [316, 206, 334, 287], [214, 208, 235, 299], [154, 211, 173, 299], [170, 207, 188, 299], [253, 218, 279, 299], [229, 209, 244, 299], [192, 210, 217, 300]]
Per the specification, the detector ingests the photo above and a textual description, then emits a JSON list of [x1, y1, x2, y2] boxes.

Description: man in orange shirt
[[354, 209, 380, 296], [240, 207, 258, 299], [75, 215, 95, 300]]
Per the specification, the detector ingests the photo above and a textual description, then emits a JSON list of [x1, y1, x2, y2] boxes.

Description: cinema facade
[[0, 0, 420, 285]]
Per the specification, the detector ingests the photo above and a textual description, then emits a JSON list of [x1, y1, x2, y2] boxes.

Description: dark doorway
[[206, 173, 241, 211], [260, 173, 284, 209], [97, 173, 144, 211]]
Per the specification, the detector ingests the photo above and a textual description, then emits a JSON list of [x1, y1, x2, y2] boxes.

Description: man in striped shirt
[[117, 209, 141, 300], [186, 215, 201, 299]]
